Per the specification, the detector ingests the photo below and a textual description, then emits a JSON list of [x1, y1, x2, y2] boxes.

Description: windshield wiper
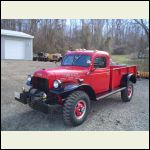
[[72, 55, 82, 65]]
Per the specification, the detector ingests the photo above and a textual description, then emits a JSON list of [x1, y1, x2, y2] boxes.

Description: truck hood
[[33, 66, 89, 82]]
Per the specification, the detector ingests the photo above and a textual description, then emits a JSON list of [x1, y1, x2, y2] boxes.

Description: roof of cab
[[66, 49, 110, 57]]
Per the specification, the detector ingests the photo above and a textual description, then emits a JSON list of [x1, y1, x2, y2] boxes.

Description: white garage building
[[1, 29, 34, 60]]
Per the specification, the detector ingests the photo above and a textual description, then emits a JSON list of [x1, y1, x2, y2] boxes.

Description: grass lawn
[[110, 54, 149, 72], [111, 54, 130, 64]]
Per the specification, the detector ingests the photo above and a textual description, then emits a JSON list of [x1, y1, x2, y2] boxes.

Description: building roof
[[1, 29, 34, 39]]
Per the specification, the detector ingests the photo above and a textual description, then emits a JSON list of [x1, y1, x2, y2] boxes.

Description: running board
[[96, 87, 126, 100]]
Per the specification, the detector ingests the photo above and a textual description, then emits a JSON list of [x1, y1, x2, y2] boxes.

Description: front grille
[[32, 77, 49, 92]]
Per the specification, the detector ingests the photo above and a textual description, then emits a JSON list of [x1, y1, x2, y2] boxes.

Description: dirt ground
[[1, 60, 149, 131]]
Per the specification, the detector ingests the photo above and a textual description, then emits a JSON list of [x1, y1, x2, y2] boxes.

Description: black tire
[[63, 90, 91, 126], [121, 81, 133, 102]]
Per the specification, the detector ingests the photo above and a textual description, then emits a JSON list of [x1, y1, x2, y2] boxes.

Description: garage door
[[5, 40, 25, 59]]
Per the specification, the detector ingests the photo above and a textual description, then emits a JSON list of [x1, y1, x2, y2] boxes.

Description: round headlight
[[26, 75, 32, 86], [27, 75, 32, 82], [53, 80, 61, 88]]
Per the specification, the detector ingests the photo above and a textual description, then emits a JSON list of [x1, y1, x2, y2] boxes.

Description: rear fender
[[128, 74, 136, 83], [121, 74, 136, 87]]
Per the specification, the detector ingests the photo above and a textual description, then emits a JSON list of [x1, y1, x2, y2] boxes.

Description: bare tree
[[1, 19, 149, 55], [134, 19, 149, 41]]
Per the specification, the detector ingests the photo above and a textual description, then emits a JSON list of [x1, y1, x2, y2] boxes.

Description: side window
[[94, 57, 107, 68]]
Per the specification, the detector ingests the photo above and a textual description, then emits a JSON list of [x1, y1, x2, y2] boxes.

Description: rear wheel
[[121, 81, 133, 102], [63, 90, 90, 126]]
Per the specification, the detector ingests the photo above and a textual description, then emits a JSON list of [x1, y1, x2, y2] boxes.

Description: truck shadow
[[2, 94, 125, 131], [91, 94, 123, 109]]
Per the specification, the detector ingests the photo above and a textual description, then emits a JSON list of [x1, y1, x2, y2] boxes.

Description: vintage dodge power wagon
[[15, 49, 137, 126]]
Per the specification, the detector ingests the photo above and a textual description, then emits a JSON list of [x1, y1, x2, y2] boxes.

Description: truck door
[[90, 56, 110, 94]]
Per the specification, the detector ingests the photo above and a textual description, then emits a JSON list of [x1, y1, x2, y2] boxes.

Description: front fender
[[50, 83, 96, 100], [50, 84, 79, 95]]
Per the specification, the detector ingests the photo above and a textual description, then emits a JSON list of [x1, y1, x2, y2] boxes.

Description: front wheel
[[121, 82, 133, 102], [63, 90, 91, 126]]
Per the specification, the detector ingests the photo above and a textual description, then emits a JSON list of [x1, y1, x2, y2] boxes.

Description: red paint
[[32, 50, 137, 96], [110, 65, 136, 89], [74, 100, 86, 119], [127, 86, 132, 97]]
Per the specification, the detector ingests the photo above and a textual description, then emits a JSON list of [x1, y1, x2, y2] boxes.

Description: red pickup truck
[[15, 49, 137, 126]]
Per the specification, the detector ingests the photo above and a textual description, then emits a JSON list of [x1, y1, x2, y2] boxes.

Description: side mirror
[[89, 64, 96, 72]]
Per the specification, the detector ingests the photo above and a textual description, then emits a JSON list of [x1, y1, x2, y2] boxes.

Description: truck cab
[[60, 50, 111, 94], [15, 49, 137, 126]]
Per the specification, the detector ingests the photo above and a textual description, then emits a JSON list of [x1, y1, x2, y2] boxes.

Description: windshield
[[61, 54, 91, 67]]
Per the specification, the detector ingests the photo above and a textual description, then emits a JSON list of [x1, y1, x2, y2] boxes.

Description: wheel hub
[[127, 86, 132, 98], [74, 100, 86, 119]]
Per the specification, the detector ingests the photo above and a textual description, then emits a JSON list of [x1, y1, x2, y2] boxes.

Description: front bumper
[[14, 90, 49, 114]]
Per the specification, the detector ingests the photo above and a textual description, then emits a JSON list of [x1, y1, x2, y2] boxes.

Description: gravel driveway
[[1, 60, 149, 131]]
